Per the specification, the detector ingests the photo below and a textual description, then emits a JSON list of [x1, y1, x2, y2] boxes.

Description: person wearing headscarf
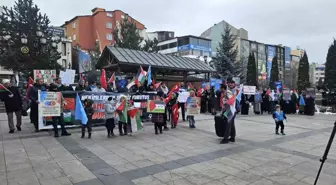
[[254, 89, 262, 114], [298, 92, 305, 114], [290, 90, 298, 114], [75, 80, 87, 91], [0, 79, 23, 133], [240, 93, 250, 115], [167, 92, 179, 128], [28, 78, 46, 132]]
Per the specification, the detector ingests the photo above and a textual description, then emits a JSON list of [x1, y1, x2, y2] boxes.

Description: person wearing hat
[[28, 78, 46, 132], [272, 104, 287, 135], [0, 79, 23, 133], [220, 77, 238, 144]]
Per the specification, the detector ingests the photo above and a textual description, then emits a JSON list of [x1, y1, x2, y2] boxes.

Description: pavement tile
[[34, 163, 66, 180], [73, 178, 104, 185], [233, 170, 263, 183], [248, 178, 280, 185], [153, 171, 183, 183], [39, 177, 73, 185], [185, 173, 214, 185], [142, 164, 166, 175], [219, 175, 249, 185], [58, 160, 96, 184], [131, 159, 155, 168], [120, 169, 149, 180], [100, 173, 135, 185], [132, 175, 166, 185], [166, 178, 195, 185], [92, 167, 119, 178], [160, 161, 183, 170], [80, 157, 111, 171], [207, 162, 242, 175], [200, 168, 228, 180], [175, 157, 197, 166], [113, 162, 139, 173], [170, 167, 199, 178]]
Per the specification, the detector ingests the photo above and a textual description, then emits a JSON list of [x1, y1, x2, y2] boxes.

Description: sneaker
[[9, 130, 14, 134], [220, 139, 229, 144], [16, 126, 21, 131]]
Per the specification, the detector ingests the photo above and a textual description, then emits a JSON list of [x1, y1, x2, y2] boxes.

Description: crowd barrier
[[38, 91, 159, 130]]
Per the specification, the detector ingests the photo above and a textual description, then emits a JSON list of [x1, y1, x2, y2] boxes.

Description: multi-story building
[[157, 35, 212, 64], [200, 20, 248, 59], [47, 27, 72, 69], [62, 8, 146, 51], [285, 49, 304, 89], [238, 38, 288, 85], [145, 31, 174, 42], [310, 63, 325, 86]]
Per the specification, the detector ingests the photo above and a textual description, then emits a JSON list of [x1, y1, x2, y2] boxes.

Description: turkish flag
[[168, 83, 180, 97], [100, 69, 107, 90], [25, 77, 34, 101]]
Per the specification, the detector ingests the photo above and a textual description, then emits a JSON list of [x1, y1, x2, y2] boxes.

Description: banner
[[178, 92, 190, 103], [34, 70, 56, 83], [210, 78, 222, 91], [38, 91, 61, 117], [243, 86, 256, 95], [267, 46, 275, 80], [147, 100, 165, 113], [186, 97, 201, 115], [78, 50, 92, 73], [274, 81, 282, 90], [283, 89, 290, 101], [284, 46, 291, 69]]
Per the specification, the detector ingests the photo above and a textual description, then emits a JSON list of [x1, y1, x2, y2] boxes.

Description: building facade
[[62, 8, 146, 51], [145, 31, 174, 42], [200, 20, 248, 59], [157, 35, 212, 64], [238, 38, 287, 85], [310, 63, 325, 86]]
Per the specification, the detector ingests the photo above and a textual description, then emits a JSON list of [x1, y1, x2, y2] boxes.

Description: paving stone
[[34, 163, 66, 180], [153, 171, 183, 183], [175, 157, 197, 166], [120, 169, 149, 180], [39, 177, 73, 185], [73, 149, 96, 159], [248, 178, 279, 185], [219, 175, 249, 185], [73, 178, 104, 185], [166, 178, 195, 185], [58, 160, 96, 184], [200, 168, 228, 180], [131, 159, 155, 168], [132, 175, 166, 185], [113, 162, 139, 173], [80, 157, 111, 171], [207, 162, 241, 175], [170, 167, 199, 178], [185, 173, 214, 185], [142, 164, 166, 175], [100, 173, 135, 185], [233, 170, 263, 183], [188, 154, 212, 163], [160, 161, 183, 170], [92, 167, 119, 178]]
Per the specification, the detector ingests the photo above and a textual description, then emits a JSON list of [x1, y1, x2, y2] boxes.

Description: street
[[0, 113, 335, 185]]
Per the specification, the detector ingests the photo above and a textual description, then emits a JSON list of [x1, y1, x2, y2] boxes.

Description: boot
[[88, 133, 91, 139], [54, 131, 59, 138], [81, 132, 85, 138], [107, 130, 111, 138], [61, 131, 71, 136], [275, 131, 279, 135], [9, 130, 14, 134], [281, 130, 286, 135], [229, 137, 235, 142]]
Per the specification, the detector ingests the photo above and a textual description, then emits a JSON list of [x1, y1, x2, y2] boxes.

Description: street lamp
[[36, 29, 42, 37], [40, 37, 46, 44], [21, 35, 28, 44], [51, 42, 57, 48]]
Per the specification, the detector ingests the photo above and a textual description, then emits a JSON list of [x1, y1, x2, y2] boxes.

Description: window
[[73, 34, 76, 40], [160, 44, 168, 50], [106, 33, 113, 40], [106, 12, 113, 17], [121, 14, 125, 19], [168, 42, 177, 48], [62, 43, 66, 56], [72, 22, 76, 28], [177, 38, 189, 46], [106, 22, 112, 29]]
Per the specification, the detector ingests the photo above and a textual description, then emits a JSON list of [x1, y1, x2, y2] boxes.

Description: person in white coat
[[105, 97, 116, 137]]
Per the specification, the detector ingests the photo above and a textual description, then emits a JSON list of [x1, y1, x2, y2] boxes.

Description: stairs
[[0, 102, 5, 113]]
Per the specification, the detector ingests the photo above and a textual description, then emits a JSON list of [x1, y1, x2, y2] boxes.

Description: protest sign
[[38, 91, 61, 117], [283, 89, 291, 100], [243, 86, 256, 95], [178, 92, 190, 103], [34, 70, 56, 83], [210, 78, 222, 91], [60, 69, 75, 86], [147, 100, 165, 113], [186, 97, 201, 115]]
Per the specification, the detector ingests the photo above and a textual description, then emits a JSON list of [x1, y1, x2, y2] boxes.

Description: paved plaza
[[0, 113, 336, 185]]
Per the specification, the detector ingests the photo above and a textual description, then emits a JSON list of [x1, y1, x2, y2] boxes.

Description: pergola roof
[[100, 46, 216, 73]]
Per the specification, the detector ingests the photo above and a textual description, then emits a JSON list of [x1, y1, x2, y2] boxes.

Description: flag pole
[[0, 83, 13, 95]]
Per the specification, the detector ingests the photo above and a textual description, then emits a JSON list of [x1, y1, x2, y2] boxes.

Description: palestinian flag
[[187, 83, 193, 91], [25, 77, 34, 101], [130, 109, 143, 132], [108, 72, 116, 90], [0, 83, 6, 92], [136, 66, 147, 86], [117, 100, 128, 123], [197, 88, 204, 97], [223, 94, 236, 122], [127, 78, 136, 89], [172, 103, 179, 125], [153, 81, 162, 89]]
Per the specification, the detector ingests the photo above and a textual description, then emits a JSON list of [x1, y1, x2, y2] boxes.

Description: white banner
[[243, 86, 256, 95], [178, 92, 190, 103]]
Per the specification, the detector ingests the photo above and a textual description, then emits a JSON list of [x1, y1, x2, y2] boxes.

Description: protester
[[178, 83, 186, 121], [82, 99, 94, 138], [220, 77, 238, 144], [262, 88, 270, 114], [240, 94, 250, 115], [117, 96, 128, 136], [290, 90, 298, 114], [55, 77, 70, 91], [160, 83, 169, 95], [186, 90, 196, 128], [304, 94, 315, 116], [254, 89, 262, 114], [49, 83, 71, 137], [105, 97, 116, 138], [167, 92, 179, 128], [127, 100, 133, 136], [208, 87, 216, 115], [151, 97, 165, 135], [272, 104, 287, 135], [0, 79, 22, 133], [75, 80, 87, 91], [298, 93, 305, 114], [87, 82, 97, 91], [93, 82, 106, 92], [200, 89, 208, 113], [28, 78, 46, 132]]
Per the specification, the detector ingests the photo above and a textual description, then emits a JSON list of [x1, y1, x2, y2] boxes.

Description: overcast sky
[[2, 0, 335, 63]]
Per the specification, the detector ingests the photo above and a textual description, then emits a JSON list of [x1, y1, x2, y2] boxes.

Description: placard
[[283, 89, 290, 101], [60, 69, 75, 86], [186, 97, 201, 115], [178, 92, 190, 103], [243, 86, 256, 95], [34, 70, 56, 83], [147, 100, 165, 113], [38, 91, 61, 117]]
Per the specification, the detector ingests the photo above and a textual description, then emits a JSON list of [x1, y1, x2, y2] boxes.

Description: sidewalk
[[0, 113, 336, 185]]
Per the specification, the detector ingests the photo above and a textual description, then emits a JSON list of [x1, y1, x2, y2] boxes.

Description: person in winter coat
[[49, 83, 71, 137], [28, 78, 46, 132], [105, 97, 116, 137], [0, 79, 23, 133], [167, 92, 179, 128], [75, 80, 87, 91], [117, 96, 128, 136], [82, 99, 94, 138], [272, 104, 287, 135]]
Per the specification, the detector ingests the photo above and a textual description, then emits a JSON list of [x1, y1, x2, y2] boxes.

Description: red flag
[[172, 103, 179, 125], [266, 89, 271, 96], [25, 77, 34, 100], [116, 101, 125, 111], [168, 83, 180, 97], [100, 69, 107, 90], [80, 73, 85, 81], [153, 81, 162, 89], [108, 72, 116, 89], [227, 95, 236, 106], [197, 88, 204, 97], [163, 95, 172, 104]]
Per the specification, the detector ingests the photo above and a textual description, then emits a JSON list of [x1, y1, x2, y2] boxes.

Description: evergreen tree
[[213, 24, 237, 78], [324, 39, 336, 90], [142, 38, 159, 53], [0, 0, 62, 75], [88, 41, 100, 70], [71, 48, 79, 74], [297, 52, 310, 92], [113, 16, 143, 50], [246, 53, 257, 85], [269, 55, 279, 87]]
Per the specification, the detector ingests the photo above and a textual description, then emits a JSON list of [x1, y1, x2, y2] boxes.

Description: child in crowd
[[105, 97, 116, 138], [272, 104, 287, 135], [186, 90, 196, 128], [82, 99, 94, 138]]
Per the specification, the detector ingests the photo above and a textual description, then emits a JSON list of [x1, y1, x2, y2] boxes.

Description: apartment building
[[62, 8, 146, 51]]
